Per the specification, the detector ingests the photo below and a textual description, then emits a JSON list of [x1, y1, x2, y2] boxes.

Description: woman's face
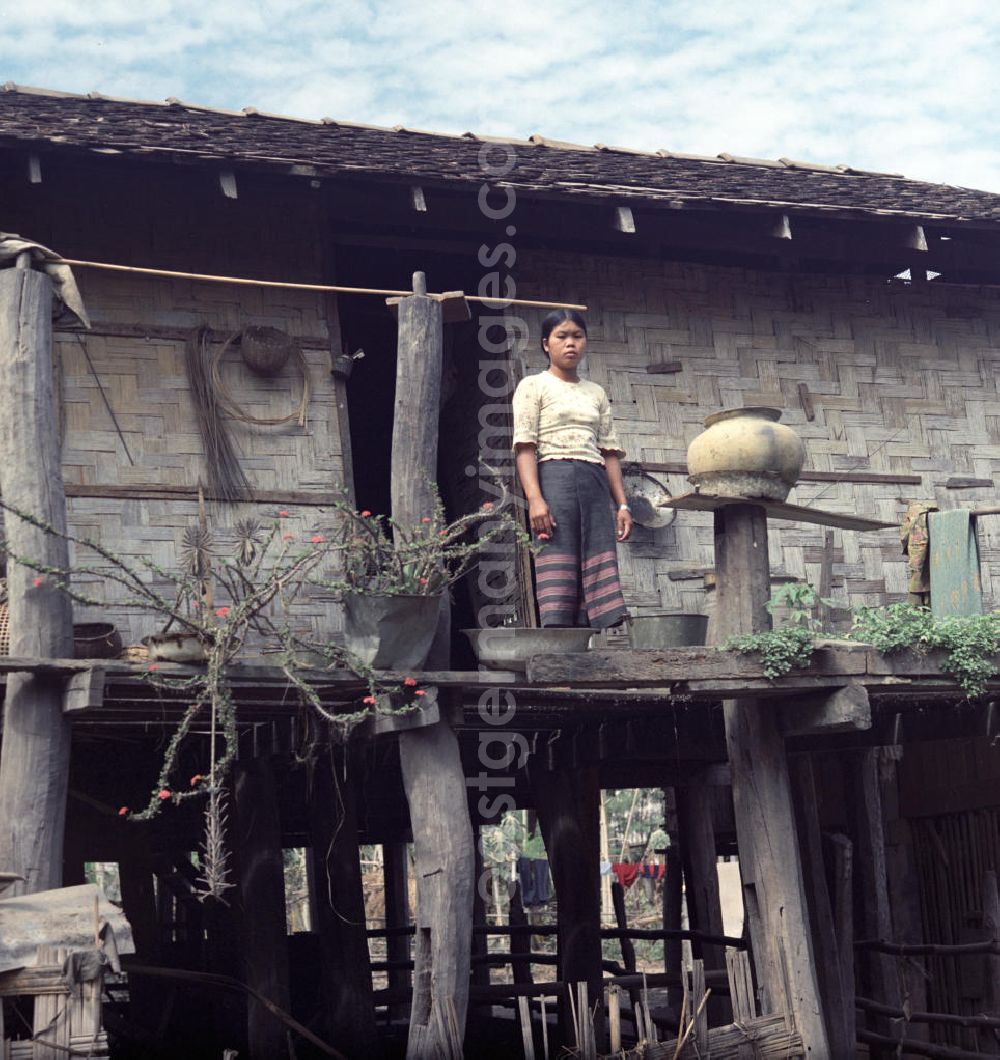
[[543, 321, 587, 372]]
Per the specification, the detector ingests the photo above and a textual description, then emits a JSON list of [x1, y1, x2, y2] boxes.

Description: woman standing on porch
[[512, 310, 632, 628]]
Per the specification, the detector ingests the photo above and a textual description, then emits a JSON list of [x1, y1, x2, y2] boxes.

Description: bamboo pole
[[54, 257, 587, 310]]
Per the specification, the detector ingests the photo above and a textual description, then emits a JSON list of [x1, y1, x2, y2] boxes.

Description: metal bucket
[[342, 593, 442, 669], [629, 614, 708, 649]]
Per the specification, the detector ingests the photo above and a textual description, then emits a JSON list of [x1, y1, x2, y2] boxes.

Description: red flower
[[118, 806, 129, 817], [482, 501, 494, 510], [403, 676, 418, 688], [538, 532, 551, 541], [279, 510, 289, 518], [362, 694, 377, 705], [215, 606, 230, 618], [32, 576, 44, 588], [360, 510, 372, 517], [157, 789, 171, 801], [283, 533, 293, 541], [148, 663, 160, 672], [190, 774, 202, 787], [310, 534, 324, 544], [421, 517, 432, 524], [439, 529, 448, 536], [414, 689, 427, 697], [418, 577, 428, 586]]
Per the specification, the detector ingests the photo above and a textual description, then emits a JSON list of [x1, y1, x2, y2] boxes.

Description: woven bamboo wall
[[55, 269, 346, 645], [513, 251, 1000, 619]]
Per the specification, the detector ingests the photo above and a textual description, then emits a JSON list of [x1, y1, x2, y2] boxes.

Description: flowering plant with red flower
[[322, 479, 532, 598]]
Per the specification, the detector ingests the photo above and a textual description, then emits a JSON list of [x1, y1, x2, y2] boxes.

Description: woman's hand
[[528, 496, 558, 539], [616, 506, 633, 542]]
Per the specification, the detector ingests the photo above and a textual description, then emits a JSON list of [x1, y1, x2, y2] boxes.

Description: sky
[[3, 0, 999, 192]]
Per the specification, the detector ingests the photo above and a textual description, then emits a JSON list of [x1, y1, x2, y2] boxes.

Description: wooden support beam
[[307, 744, 376, 1055], [771, 213, 792, 240], [410, 185, 428, 212], [233, 750, 292, 1059], [778, 681, 871, 736], [27, 153, 42, 184], [531, 762, 603, 1042], [62, 667, 106, 714], [0, 265, 74, 895], [843, 749, 902, 1052], [790, 758, 855, 1055], [218, 170, 238, 199], [392, 271, 474, 1060], [508, 883, 534, 987], [675, 776, 730, 1022], [383, 840, 412, 1020], [712, 504, 830, 1055], [614, 205, 636, 233], [662, 791, 683, 1000]]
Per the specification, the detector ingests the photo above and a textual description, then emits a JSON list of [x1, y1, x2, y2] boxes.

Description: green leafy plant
[[721, 623, 816, 679], [720, 580, 836, 679], [850, 604, 1000, 698], [766, 581, 834, 628]]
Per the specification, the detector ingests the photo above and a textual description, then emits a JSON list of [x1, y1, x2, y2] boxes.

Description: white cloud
[[3, 0, 999, 190]]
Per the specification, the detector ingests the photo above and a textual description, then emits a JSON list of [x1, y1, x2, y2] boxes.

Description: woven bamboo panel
[[514, 253, 1000, 618], [57, 272, 343, 493], [52, 271, 348, 646]]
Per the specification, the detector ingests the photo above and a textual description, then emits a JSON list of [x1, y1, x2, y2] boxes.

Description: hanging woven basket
[[239, 326, 297, 376]]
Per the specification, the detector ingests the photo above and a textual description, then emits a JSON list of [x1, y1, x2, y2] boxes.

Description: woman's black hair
[[540, 309, 588, 355]]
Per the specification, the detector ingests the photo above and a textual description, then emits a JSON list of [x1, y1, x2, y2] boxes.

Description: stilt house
[[0, 84, 998, 1059]]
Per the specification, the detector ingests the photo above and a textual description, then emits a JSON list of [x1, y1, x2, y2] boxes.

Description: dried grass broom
[[185, 326, 251, 502]]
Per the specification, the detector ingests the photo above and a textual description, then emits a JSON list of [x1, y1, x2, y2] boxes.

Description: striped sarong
[[533, 459, 627, 629]]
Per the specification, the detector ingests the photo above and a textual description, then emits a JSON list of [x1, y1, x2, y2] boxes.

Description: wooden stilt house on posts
[[1, 83, 999, 1058]]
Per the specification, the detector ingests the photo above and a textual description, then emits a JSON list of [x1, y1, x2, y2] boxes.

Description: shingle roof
[[3, 83, 1000, 226]]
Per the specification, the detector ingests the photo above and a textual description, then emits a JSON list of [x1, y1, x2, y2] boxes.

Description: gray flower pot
[[342, 593, 442, 669]]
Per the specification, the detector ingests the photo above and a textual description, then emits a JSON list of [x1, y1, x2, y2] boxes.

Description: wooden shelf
[[658, 491, 897, 531]]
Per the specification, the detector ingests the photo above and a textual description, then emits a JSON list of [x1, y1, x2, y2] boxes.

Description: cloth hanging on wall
[[0, 233, 90, 327], [900, 502, 936, 606], [928, 509, 983, 618]]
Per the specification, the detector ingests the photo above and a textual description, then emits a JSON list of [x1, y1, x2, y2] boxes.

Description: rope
[[210, 331, 310, 429]]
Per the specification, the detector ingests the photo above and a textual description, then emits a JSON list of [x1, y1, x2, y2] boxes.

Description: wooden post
[[531, 762, 603, 1043], [712, 504, 830, 1055], [392, 272, 474, 1059], [0, 265, 74, 894], [307, 744, 376, 1055], [662, 790, 683, 997], [383, 840, 412, 1021], [233, 750, 292, 1059], [843, 748, 902, 1051], [675, 776, 731, 1023], [790, 755, 854, 1055], [508, 882, 534, 986]]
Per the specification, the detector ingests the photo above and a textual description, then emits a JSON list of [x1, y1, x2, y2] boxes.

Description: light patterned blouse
[[512, 371, 625, 465]]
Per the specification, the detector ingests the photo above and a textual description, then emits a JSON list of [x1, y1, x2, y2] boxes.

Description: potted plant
[[322, 486, 533, 669]]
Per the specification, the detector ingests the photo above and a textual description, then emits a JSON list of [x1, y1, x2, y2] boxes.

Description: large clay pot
[[687, 406, 804, 502], [342, 593, 442, 670]]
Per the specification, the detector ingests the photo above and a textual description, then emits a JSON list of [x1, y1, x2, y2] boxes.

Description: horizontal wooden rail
[[368, 923, 746, 947], [857, 1028, 991, 1060], [854, 937, 1000, 956], [856, 995, 1000, 1031]]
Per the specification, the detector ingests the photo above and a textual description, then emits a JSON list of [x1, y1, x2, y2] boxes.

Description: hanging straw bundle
[[184, 326, 251, 502]]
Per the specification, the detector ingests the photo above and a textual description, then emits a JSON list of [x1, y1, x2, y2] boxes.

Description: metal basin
[[629, 614, 708, 649], [463, 627, 593, 672]]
